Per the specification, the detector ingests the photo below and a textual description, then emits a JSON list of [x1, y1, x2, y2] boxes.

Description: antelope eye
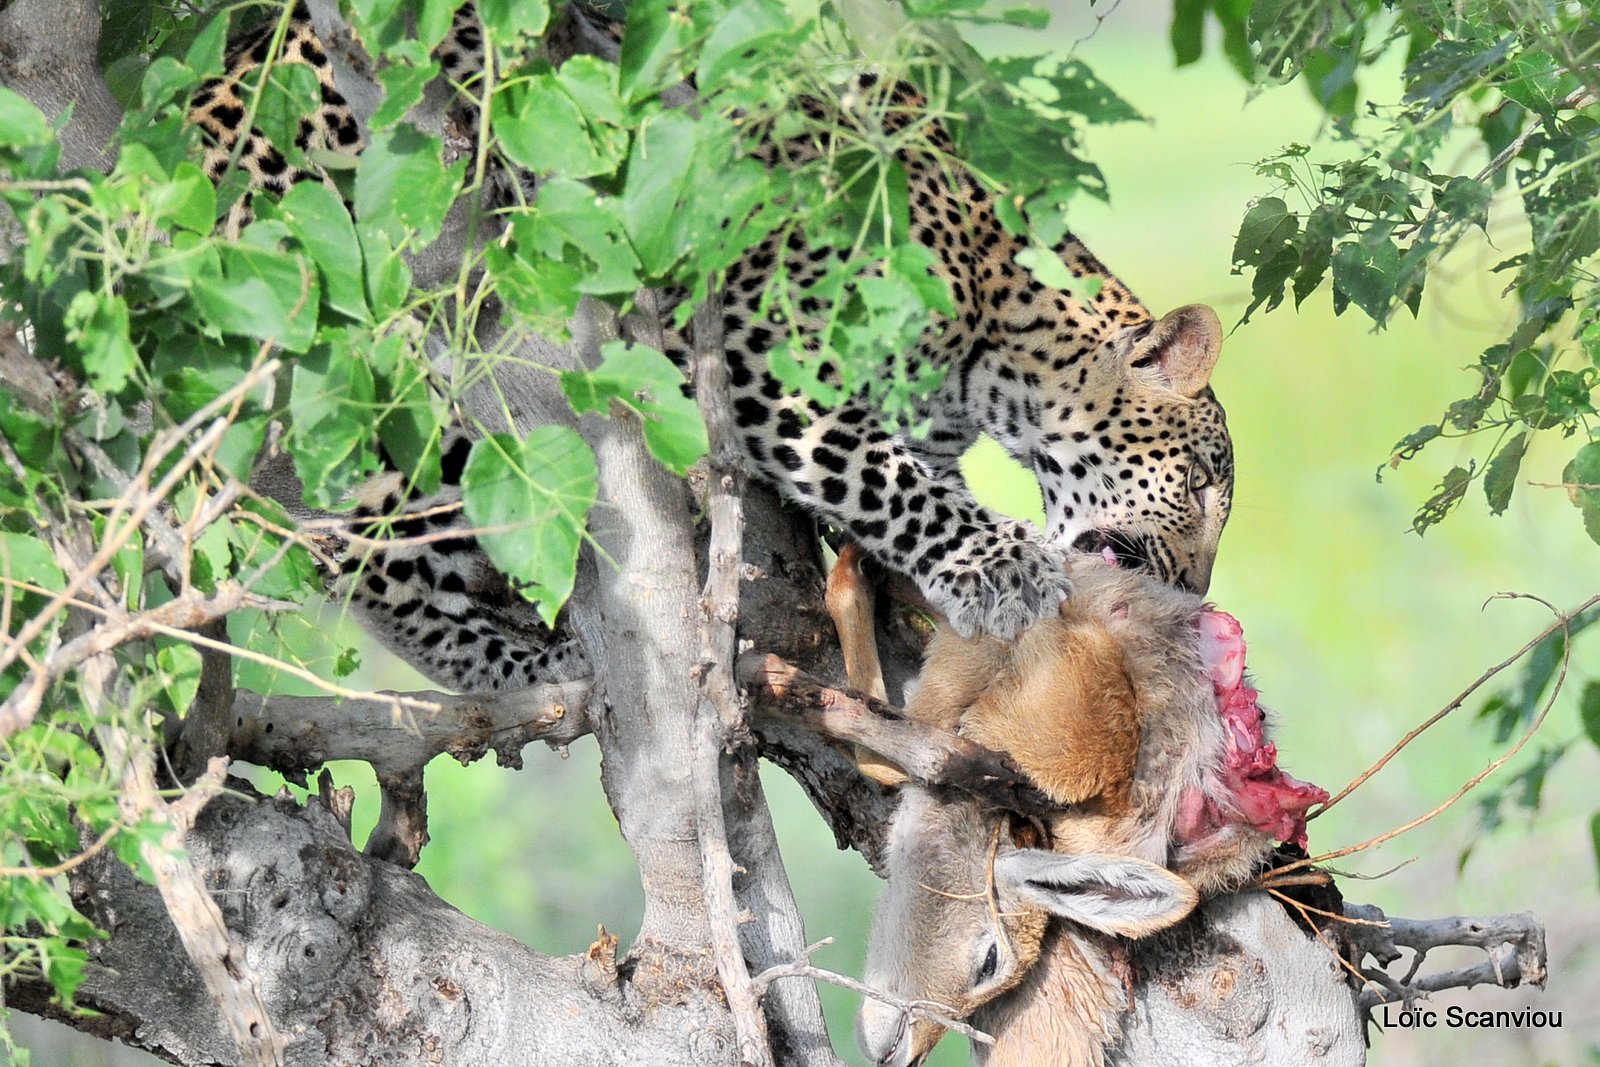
[[976, 942, 999, 985]]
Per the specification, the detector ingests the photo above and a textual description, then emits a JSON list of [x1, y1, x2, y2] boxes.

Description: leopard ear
[[1128, 304, 1222, 398]]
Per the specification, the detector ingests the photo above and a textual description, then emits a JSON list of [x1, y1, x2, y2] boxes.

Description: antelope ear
[[994, 851, 1198, 938], [1128, 304, 1222, 397]]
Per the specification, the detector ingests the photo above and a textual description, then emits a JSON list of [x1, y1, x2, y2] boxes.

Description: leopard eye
[[1187, 462, 1212, 493]]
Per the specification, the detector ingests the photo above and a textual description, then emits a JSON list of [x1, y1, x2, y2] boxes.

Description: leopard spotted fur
[[196, 4, 1233, 692]]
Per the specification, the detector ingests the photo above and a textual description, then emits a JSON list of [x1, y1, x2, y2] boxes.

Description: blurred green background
[[12, 1, 1597, 1064]]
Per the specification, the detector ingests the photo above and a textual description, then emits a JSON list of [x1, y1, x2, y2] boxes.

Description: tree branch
[[1344, 904, 1547, 1012], [230, 679, 592, 868], [690, 293, 776, 1065], [228, 681, 594, 780]]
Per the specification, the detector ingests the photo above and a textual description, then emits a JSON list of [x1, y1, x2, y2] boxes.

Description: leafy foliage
[[1204, 0, 1600, 541]]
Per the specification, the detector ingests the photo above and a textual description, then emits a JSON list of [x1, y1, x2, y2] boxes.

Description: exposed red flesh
[[1184, 611, 1328, 849]]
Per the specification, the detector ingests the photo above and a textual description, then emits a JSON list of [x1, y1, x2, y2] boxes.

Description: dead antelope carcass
[[847, 558, 1326, 1067]]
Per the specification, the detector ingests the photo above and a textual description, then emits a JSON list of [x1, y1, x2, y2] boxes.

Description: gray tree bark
[[0, 3, 1546, 1066]]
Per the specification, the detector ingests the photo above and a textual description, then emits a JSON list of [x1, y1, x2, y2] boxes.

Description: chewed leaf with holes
[[461, 429, 598, 626]]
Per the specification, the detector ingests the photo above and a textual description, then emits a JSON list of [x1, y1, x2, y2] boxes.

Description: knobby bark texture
[[0, 3, 1550, 1066]]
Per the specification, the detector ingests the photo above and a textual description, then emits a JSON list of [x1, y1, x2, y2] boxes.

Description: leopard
[[190, 3, 1234, 693], [189, 1, 363, 237]]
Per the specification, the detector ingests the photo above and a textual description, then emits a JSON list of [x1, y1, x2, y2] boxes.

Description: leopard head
[[1035, 304, 1231, 594]]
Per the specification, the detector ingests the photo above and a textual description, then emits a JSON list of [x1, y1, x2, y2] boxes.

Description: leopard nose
[[1070, 530, 1106, 554], [1179, 556, 1214, 595]]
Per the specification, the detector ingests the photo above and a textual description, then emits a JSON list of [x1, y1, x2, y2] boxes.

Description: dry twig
[[751, 938, 994, 1047], [1277, 593, 1595, 878]]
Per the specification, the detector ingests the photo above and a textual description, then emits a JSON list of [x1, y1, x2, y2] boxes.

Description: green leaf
[[888, 244, 957, 318], [560, 341, 707, 474], [371, 332, 444, 495], [1436, 175, 1492, 232], [1403, 38, 1510, 111], [41, 939, 90, 1006], [1231, 194, 1302, 322], [358, 227, 413, 319], [1170, 0, 1205, 67], [1412, 463, 1474, 533], [371, 59, 441, 130], [1293, 203, 1341, 306], [0, 86, 54, 148], [63, 292, 138, 393], [518, 178, 641, 295], [251, 61, 323, 167], [1500, 49, 1575, 118], [149, 161, 218, 234], [1007, 55, 1144, 126], [491, 66, 626, 179], [1579, 681, 1600, 749], [1300, 46, 1358, 118], [1233, 197, 1298, 267], [269, 182, 369, 322], [1015, 245, 1083, 294], [461, 429, 598, 626], [289, 335, 380, 506], [475, 0, 550, 40], [619, 0, 692, 103], [1591, 811, 1600, 890], [0, 533, 65, 592], [620, 112, 703, 278], [1564, 441, 1600, 545], [354, 125, 463, 245], [416, 0, 470, 51], [1000, 6, 1050, 29], [184, 9, 230, 78], [139, 56, 200, 111], [1331, 237, 1401, 323], [192, 239, 321, 352], [697, 0, 795, 90], [156, 642, 203, 716], [1482, 432, 1527, 515]]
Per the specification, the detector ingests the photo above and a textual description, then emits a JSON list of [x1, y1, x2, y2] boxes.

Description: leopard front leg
[[733, 391, 1069, 639]]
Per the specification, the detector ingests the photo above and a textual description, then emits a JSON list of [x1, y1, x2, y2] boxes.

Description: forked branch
[[1343, 903, 1547, 1012]]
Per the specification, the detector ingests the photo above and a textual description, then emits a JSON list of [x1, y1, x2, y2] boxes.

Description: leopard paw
[[926, 534, 1070, 639]]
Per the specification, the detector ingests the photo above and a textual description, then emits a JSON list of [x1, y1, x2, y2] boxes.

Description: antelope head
[[855, 789, 1197, 1067]]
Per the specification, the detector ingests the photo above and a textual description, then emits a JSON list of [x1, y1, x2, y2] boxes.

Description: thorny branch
[[53, 509, 288, 1067], [0, 352, 285, 736], [0, 581, 275, 738]]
